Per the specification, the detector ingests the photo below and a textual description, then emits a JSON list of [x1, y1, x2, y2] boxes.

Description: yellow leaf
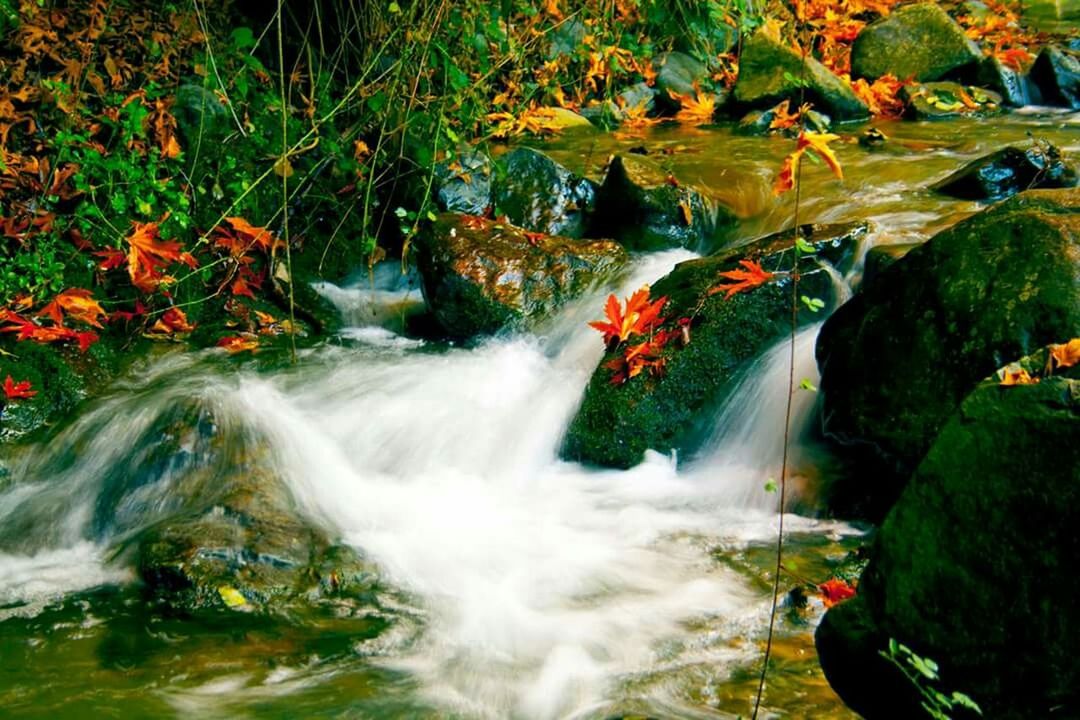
[[1050, 338, 1080, 371], [217, 585, 248, 608], [274, 157, 294, 178], [999, 365, 1038, 386]]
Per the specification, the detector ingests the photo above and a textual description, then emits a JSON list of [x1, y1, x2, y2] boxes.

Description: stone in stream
[[591, 154, 739, 252], [560, 222, 869, 470], [900, 82, 1003, 120], [974, 56, 1029, 107], [850, 3, 983, 82], [432, 147, 494, 216], [816, 347, 1080, 720], [932, 144, 1077, 201], [126, 403, 384, 620], [1030, 45, 1080, 109], [415, 212, 627, 339], [492, 147, 598, 239], [653, 51, 710, 110], [816, 188, 1080, 520], [732, 29, 870, 122]]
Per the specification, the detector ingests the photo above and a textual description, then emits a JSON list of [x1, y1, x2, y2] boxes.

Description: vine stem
[[750, 6, 811, 717], [276, 0, 297, 363]]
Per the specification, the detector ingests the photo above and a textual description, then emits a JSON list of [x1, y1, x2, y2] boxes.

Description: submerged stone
[[900, 82, 1003, 120], [816, 188, 1080, 519], [415, 213, 627, 339], [817, 349, 1080, 719], [850, 3, 983, 82]]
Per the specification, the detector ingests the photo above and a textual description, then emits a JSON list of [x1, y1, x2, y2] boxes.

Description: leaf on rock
[[3, 375, 37, 401], [707, 259, 776, 299]]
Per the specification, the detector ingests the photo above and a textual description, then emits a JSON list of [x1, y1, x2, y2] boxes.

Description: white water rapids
[[0, 250, 859, 719]]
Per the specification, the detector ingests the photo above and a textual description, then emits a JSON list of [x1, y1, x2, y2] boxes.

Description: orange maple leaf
[[1049, 338, 1080, 371], [672, 89, 716, 125], [588, 286, 668, 345], [124, 219, 197, 293], [217, 334, 259, 354], [999, 365, 1038, 386], [817, 578, 856, 608], [3, 375, 37, 401], [36, 289, 107, 328], [707, 259, 776, 299], [774, 131, 844, 195]]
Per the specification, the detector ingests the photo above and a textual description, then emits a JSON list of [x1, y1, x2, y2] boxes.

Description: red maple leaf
[[3, 375, 37, 400], [707, 259, 776, 299], [817, 578, 857, 608]]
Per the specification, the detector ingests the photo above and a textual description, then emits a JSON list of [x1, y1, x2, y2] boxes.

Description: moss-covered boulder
[[817, 349, 1080, 720], [850, 3, 983, 82], [1030, 44, 1080, 109], [493, 147, 597, 239], [816, 188, 1080, 519], [975, 56, 1029, 107], [932, 144, 1077, 201], [415, 213, 627, 339], [592, 154, 738, 252], [900, 81, 1002, 120], [0, 338, 123, 443], [561, 223, 865, 469], [732, 29, 869, 122]]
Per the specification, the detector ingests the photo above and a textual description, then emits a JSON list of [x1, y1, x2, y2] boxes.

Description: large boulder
[[817, 348, 1080, 720], [416, 213, 627, 339], [561, 223, 866, 469], [932, 144, 1077, 201], [592, 154, 738, 252], [816, 188, 1080, 519], [1030, 45, 1080, 109], [850, 3, 983, 82], [653, 51, 710, 105], [733, 30, 870, 122], [493, 147, 597, 239]]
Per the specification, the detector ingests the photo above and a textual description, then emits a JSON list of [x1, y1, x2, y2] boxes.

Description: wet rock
[[817, 349, 1080, 720], [592, 154, 738, 252], [734, 107, 831, 136], [1030, 45, 1080, 109], [493, 147, 597, 239], [618, 82, 659, 114], [860, 241, 918, 289], [816, 188, 1080, 519], [415, 213, 627, 339], [537, 106, 596, 131], [975, 56, 1029, 107], [932, 144, 1077, 201], [850, 3, 983, 82], [561, 223, 865, 469], [432, 147, 493, 216], [546, 18, 586, 60], [173, 84, 230, 146], [900, 81, 1002, 120], [131, 415, 382, 620], [653, 51, 709, 108], [579, 100, 624, 130], [733, 30, 869, 122]]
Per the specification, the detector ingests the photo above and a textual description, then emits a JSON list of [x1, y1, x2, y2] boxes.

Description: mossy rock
[[432, 147, 494, 216], [493, 147, 597, 239], [560, 223, 865, 469], [732, 29, 869, 122], [900, 82, 1002, 120], [850, 3, 983, 82], [817, 350, 1080, 719], [415, 213, 627, 339], [816, 188, 1080, 519], [592, 154, 739, 252], [0, 335, 125, 443]]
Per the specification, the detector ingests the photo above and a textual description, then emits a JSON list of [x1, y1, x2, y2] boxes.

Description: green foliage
[[881, 640, 983, 720]]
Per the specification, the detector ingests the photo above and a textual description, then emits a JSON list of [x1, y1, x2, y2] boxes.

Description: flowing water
[[0, 110, 1077, 719]]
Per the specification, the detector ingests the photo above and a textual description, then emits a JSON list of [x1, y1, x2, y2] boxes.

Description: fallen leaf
[[3, 375, 37, 400], [817, 578, 856, 608], [1050, 338, 1080, 371], [707, 259, 776, 299], [999, 365, 1037, 386]]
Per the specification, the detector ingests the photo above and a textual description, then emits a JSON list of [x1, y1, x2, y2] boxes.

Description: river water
[[0, 111, 1076, 719]]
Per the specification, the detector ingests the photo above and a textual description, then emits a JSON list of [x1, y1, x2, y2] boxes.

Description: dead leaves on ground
[[589, 285, 673, 385]]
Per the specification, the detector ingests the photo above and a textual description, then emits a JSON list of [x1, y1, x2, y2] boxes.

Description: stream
[[0, 110, 1077, 719]]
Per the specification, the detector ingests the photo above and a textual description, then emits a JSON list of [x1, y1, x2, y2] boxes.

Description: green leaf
[[764, 478, 778, 493], [230, 27, 255, 50], [795, 235, 816, 254], [801, 295, 825, 312], [366, 90, 388, 114], [388, 1, 402, 13], [799, 378, 817, 392]]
